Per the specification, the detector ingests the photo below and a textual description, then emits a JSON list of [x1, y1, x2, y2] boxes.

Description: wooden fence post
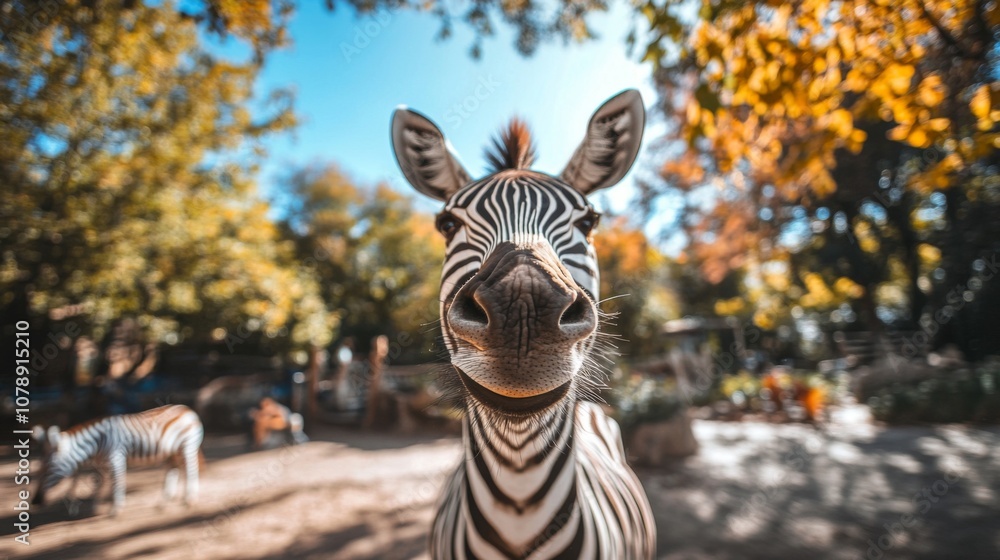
[[363, 335, 389, 429], [305, 345, 321, 425]]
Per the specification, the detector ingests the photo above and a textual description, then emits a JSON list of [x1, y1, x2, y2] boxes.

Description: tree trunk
[[363, 335, 389, 429]]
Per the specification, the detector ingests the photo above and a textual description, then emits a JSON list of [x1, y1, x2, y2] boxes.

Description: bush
[[866, 358, 1000, 424], [606, 376, 687, 433]]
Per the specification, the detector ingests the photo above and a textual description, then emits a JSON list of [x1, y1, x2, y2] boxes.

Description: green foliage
[[866, 359, 1000, 423], [343, 0, 613, 58], [607, 375, 686, 432], [594, 217, 681, 358], [282, 165, 444, 362], [632, 0, 1000, 360], [0, 0, 674, 372], [119, 0, 612, 60], [0, 0, 334, 349], [718, 371, 762, 404]]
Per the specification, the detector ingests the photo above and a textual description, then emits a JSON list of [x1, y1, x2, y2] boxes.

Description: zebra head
[[392, 90, 644, 415], [32, 425, 71, 504]]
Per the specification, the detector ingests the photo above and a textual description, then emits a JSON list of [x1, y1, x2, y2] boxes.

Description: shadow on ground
[[641, 421, 1000, 560], [0, 427, 455, 560], [1, 418, 998, 559]]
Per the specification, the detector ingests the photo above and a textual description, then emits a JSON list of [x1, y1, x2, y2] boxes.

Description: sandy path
[[0, 429, 459, 560], [1, 413, 998, 559]]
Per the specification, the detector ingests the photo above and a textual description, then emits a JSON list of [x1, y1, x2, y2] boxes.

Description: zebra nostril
[[458, 293, 489, 325], [449, 291, 490, 342], [559, 294, 596, 341], [560, 297, 587, 325]]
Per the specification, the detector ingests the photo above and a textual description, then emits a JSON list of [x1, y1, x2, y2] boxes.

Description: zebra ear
[[560, 89, 645, 195], [391, 107, 471, 201], [47, 426, 61, 447]]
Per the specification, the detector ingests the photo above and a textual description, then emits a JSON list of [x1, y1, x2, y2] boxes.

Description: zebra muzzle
[[447, 242, 597, 353]]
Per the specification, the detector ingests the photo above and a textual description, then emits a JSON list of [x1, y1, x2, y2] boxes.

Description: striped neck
[[50, 419, 107, 479], [463, 399, 583, 556]]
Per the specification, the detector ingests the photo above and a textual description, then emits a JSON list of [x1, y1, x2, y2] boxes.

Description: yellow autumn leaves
[[970, 84, 1000, 133], [640, 0, 997, 331], [653, 0, 996, 198], [721, 257, 867, 329]]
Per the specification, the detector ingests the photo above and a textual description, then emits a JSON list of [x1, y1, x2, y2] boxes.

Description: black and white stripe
[[34, 404, 204, 514], [392, 89, 655, 559], [438, 173, 600, 346], [432, 400, 655, 559], [429, 172, 655, 559]]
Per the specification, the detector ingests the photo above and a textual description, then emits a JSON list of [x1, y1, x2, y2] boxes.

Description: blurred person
[[248, 397, 308, 450]]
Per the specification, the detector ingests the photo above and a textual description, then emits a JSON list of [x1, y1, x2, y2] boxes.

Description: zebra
[[32, 404, 205, 516], [391, 90, 656, 558]]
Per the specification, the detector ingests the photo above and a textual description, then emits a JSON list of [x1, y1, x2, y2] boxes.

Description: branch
[[973, 0, 993, 48], [915, 0, 982, 60]]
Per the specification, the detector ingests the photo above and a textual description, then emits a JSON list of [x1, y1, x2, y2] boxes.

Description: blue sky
[[212, 2, 684, 249]]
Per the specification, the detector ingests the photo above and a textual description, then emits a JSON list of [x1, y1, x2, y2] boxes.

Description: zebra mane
[[484, 118, 536, 172], [63, 416, 107, 436]]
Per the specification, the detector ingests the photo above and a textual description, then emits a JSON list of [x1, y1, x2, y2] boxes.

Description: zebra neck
[[463, 400, 581, 555], [60, 418, 108, 469]]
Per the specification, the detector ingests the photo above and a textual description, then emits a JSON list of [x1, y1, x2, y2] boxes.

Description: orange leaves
[[714, 296, 747, 316], [885, 63, 915, 96], [594, 218, 652, 278], [663, 0, 994, 188], [913, 153, 965, 192], [803, 160, 837, 198], [917, 74, 948, 107], [808, 64, 841, 102], [647, 0, 997, 294], [926, 118, 950, 132], [837, 24, 857, 59], [844, 59, 879, 93], [210, 0, 288, 53], [970, 84, 1000, 131], [798, 272, 837, 309], [887, 115, 950, 149], [869, 64, 916, 119], [824, 108, 854, 139], [833, 277, 865, 299], [917, 243, 941, 267], [970, 84, 991, 119], [887, 122, 931, 149], [691, 207, 755, 284], [661, 152, 705, 190], [879, 70, 956, 149]]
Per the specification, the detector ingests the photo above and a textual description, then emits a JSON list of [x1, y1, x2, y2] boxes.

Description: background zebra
[[33, 404, 205, 516], [392, 90, 656, 558]]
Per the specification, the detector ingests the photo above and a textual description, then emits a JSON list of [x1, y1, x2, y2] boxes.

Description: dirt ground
[[2, 407, 999, 560]]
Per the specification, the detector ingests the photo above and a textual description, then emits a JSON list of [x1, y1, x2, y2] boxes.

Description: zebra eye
[[575, 211, 600, 237], [435, 212, 462, 240]]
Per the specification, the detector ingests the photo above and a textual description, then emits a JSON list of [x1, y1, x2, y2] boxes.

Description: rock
[[626, 410, 699, 467]]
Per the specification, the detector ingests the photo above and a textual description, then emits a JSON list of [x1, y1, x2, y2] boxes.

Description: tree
[[594, 217, 680, 358], [282, 165, 444, 363], [18, 0, 615, 61], [639, 0, 1000, 357], [0, 0, 335, 382]]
